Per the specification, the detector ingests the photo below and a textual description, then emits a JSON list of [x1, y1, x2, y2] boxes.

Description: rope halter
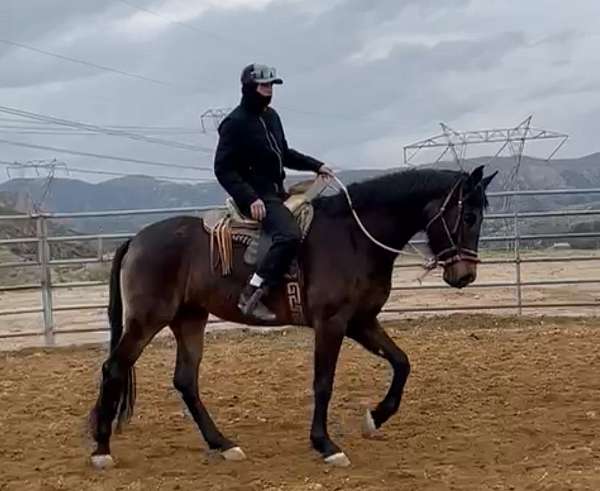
[[424, 177, 480, 269]]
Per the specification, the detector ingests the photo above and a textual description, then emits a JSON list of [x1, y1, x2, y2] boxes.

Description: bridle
[[327, 174, 481, 280], [424, 177, 480, 269]]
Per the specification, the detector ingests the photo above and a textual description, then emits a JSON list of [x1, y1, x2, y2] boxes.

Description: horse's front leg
[[347, 316, 411, 437], [310, 313, 350, 467]]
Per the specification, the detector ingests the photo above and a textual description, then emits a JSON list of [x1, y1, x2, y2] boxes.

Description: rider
[[214, 63, 334, 322]]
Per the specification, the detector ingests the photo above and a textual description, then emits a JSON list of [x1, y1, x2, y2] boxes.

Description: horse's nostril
[[462, 273, 475, 286], [454, 274, 475, 289]]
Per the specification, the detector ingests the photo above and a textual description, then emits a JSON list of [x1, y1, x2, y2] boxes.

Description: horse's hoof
[[181, 405, 192, 419], [90, 454, 115, 470], [324, 452, 351, 467], [362, 409, 377, 438], [221, 446, 247, 461]]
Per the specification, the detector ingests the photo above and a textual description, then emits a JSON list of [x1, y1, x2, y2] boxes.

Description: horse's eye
[[464, 212, 477, 227]]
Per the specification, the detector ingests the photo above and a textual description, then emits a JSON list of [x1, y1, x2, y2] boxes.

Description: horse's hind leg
[[170, 310, 245, 461], [347, 317, 410, 436], [91, 319, 163, 468]]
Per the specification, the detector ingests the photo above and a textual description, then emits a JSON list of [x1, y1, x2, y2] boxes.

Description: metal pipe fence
[[1, 188, 600, 346]]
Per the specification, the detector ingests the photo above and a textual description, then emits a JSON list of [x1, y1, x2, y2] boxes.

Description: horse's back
[[133, 214, 205, 245], [125, 214, 209, 274]]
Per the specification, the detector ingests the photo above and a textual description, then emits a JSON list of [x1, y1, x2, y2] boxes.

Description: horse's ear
[[481, 170, 498, 190], [466, 165, 485, 187]]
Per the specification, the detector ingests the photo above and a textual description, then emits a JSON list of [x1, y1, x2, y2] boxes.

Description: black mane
[[314, 167, 485, 214]]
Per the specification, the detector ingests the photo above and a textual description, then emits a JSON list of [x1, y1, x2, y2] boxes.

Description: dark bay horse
[[88, 165, 497, 469]]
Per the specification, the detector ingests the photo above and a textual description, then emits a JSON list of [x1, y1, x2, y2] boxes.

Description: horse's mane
[[314, 167, 488, 215]]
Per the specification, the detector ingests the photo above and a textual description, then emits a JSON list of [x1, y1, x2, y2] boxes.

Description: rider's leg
[[256, 198, 302, 284], [238, 198, 301, 321]]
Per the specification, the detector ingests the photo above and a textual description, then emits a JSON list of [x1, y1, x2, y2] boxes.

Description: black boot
[[238, 284, 277, 323]]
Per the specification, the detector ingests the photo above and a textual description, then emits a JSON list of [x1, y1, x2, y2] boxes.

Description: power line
[[0, 117, 204, 131], [1, 38, 354, 122], [0, 105, 215, 153], [111, 2, 356, 121], [0, 137, 212, 171], [0, 159, 210, 183], [0, 122, 202, 131], [109, 124, 207, 131], [0, 38, 190, 91], [0, 118, 211, 135], [0, 128, 206, 136], [116, 0, 249, 50]]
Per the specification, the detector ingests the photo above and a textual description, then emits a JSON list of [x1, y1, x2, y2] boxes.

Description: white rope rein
[[328, 175, 430, 263]]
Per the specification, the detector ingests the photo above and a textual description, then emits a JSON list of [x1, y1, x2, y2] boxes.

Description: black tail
[[107, 239, 135, 431], [108, 239, 130, 352]]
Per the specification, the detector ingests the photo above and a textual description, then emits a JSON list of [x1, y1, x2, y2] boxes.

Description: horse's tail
[[108, 239, 129, 351], [107, 238, 135, 432]]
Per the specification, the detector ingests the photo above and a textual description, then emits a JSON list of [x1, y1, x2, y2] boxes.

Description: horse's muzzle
[[443, 260, 478, 289]]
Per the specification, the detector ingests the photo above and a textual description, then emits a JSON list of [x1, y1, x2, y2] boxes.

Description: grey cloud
[[521, 79, 600, 103], [533, 30, 578, 46], [1, 1, 115, 50], [0, 0, 598, 182], [278, 31, 527, 126]]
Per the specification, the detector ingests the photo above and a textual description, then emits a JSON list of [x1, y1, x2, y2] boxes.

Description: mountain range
[[1, 153, 600, 234]]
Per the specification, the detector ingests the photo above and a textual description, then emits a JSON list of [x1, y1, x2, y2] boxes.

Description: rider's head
[[240, 64, 283, 111]]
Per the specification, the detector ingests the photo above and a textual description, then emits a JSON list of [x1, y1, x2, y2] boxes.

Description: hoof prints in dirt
[[1, 317, 599, 490]]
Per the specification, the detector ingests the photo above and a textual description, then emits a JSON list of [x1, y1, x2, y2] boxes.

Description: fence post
[[97, 236, 104, 261], [513, 193, 523, 316], [37, 215, 54, 345]]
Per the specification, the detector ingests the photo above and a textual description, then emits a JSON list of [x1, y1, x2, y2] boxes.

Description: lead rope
[[326, 175, 438, 283]]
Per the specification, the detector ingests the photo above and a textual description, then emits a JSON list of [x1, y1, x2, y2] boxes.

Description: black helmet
[[240, 64, 283, 85]]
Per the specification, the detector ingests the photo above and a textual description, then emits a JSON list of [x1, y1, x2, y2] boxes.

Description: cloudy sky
[[1, 0, 599, 183]]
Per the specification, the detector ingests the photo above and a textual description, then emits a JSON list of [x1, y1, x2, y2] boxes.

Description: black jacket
[[214, 104, 324, 211]]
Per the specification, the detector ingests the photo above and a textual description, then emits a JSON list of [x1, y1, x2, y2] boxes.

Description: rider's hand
[[250, 199, 266, 221], [317, 164, 335, 179]]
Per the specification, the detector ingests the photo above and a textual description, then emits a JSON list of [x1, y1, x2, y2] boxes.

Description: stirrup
[[238, 287, 276, 321]]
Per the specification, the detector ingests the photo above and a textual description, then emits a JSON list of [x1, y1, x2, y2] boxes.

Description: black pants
[[253, 198, 301, 287]]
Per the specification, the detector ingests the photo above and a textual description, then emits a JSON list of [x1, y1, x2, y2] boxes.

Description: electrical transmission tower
[[5, 159, 69, 213], [403, 115, 569, 209], [404, 116, 568, 168], [200, 108, 231, 133]]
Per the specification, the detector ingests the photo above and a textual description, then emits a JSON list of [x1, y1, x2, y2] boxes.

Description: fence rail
[[1, 188, 599, 346]]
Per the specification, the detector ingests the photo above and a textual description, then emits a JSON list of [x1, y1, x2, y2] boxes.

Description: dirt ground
[[1, 315, 599, 490]]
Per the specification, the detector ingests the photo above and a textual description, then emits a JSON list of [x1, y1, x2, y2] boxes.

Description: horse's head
[[423, 165, 497, 289]]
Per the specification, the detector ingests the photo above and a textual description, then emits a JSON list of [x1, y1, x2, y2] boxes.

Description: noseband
[[424, 178, 480, 269]]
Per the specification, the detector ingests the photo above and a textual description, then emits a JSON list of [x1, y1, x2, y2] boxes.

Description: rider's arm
[[214, 118, 259, 210], [285, 148, 325, 173]]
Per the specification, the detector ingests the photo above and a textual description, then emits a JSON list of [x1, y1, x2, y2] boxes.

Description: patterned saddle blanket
[[202, 178, 328, 276]]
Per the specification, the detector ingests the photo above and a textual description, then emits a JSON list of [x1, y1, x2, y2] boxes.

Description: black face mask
[[241, 83, 271, 113]]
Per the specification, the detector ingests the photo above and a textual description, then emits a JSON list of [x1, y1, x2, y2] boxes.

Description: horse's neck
[[311, 180, 435, 264], [351, 205, 423, 257]]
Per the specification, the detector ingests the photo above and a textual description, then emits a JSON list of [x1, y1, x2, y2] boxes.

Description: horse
[[87, 165, 497, 469]]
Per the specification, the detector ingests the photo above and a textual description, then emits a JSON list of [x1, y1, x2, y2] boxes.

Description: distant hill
[[0, 200, 98, 285], [1, 153, 600, 234], [0, 170, 392, 233]]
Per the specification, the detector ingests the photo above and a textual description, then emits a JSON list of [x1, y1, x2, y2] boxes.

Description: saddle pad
[[202, 202, 315, 274]]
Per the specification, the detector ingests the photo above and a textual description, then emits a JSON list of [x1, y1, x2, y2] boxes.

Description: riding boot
[[237, 283, 277, 322]]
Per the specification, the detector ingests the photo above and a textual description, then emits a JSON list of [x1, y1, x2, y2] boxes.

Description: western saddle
[[202, 177, 329, 276]]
